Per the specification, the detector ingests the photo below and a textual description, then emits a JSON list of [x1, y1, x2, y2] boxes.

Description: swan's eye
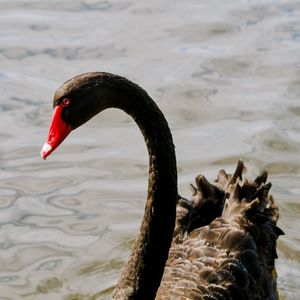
[[61, 98, 71, 107]]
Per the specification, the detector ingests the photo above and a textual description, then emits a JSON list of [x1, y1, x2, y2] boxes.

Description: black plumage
[[42, 72, 283, 300]]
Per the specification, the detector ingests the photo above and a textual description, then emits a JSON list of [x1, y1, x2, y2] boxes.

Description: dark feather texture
[[157, 161, 283, 300], [45, 73, 282, 300]]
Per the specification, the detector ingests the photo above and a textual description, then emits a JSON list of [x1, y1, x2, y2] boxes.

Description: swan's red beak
[[41, 105, 72, 160]]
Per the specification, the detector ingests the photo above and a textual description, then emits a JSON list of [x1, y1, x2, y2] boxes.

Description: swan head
[[41, 72, 116, 159]]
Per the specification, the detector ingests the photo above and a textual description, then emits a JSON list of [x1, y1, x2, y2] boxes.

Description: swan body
[[41, 72, 283, 300], [157, 162, 283, 300]]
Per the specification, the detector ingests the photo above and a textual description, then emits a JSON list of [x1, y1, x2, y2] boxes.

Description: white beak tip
[[40, 143, 52, 160]]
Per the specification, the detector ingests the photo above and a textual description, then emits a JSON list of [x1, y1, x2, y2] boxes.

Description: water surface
[[0, 1, 299, 299]]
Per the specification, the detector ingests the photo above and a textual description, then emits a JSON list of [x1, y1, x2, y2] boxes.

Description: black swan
[[41, 72, 283, 299]]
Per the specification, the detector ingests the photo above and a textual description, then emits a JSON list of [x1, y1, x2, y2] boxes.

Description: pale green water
[[0, 1, 299, 299]]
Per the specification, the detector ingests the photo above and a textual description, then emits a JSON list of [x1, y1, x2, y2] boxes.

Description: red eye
[[61, 98, 71, 107]]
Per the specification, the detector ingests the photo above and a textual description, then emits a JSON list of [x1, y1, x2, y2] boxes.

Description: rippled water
[[0, 1, 299, 299]]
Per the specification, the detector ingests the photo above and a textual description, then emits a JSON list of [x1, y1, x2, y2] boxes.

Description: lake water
[[0, 1, 299, 299]]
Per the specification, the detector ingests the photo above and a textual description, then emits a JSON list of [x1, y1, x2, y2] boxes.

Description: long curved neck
[[92, 77, 177, 299]]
